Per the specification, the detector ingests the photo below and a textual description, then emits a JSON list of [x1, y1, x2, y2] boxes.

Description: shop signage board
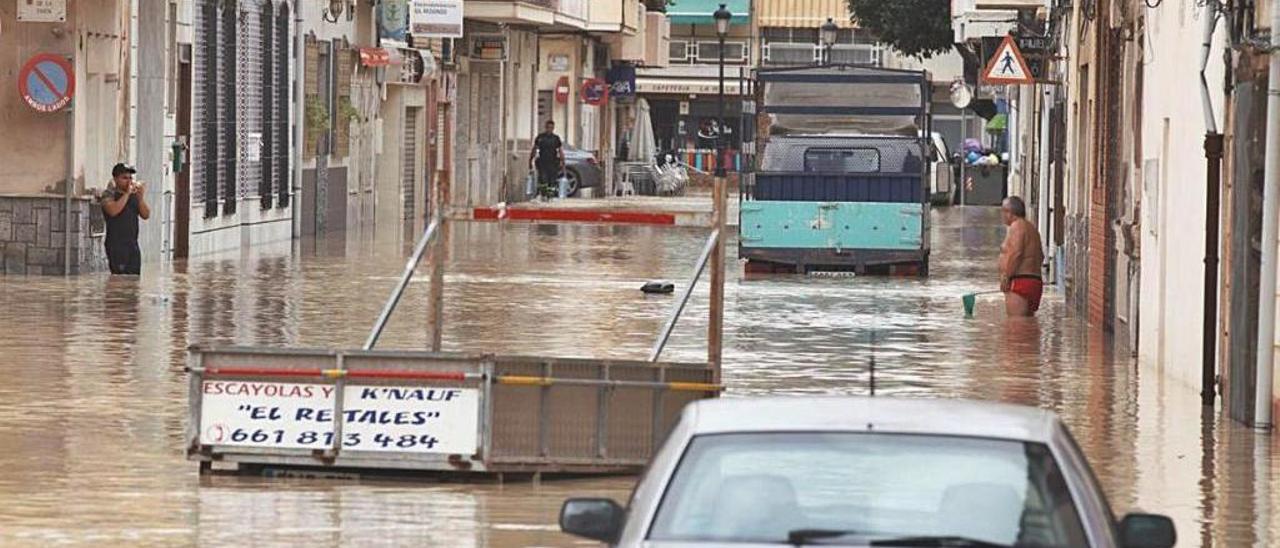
[[410, 0, 463, 38], [18, 0, 66, 22], [199, 380, 480, 455]]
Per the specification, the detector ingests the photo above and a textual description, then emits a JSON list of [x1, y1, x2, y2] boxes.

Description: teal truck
[[739, 65, 933, 275]]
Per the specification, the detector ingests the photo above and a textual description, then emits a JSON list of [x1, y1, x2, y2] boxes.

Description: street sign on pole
[[981, 35, 1035, 85], [18, 53, 75, 113]]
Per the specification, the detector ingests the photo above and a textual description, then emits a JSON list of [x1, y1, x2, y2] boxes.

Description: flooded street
[[0, 206, 1277, 547]]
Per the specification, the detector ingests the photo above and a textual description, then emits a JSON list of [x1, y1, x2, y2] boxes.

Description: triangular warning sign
[[982, 35, 1035, 85]]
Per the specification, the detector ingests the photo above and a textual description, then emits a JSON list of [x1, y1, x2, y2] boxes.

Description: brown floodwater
[[0, 207, 1275, 547]]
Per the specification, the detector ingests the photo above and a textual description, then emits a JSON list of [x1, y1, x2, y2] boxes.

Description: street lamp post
[[709, 3, 731, 370], [820, 18, 838, 65], [714, 4, 731, 179]]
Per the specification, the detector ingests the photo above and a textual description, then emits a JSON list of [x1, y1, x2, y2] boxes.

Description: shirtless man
[[998, 196, 1045, 317]]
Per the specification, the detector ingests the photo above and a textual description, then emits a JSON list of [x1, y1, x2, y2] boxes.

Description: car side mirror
[[1119, 513, 1176, 548], [560, 498, 625, 543]]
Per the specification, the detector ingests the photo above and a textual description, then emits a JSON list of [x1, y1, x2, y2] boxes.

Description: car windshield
[[647, 433, 1088, 547]]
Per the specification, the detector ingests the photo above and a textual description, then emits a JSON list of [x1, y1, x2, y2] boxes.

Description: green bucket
[[962, 294, 977, 317]]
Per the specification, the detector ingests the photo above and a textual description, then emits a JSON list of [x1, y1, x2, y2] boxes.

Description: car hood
[[641, 542, 869, 548]]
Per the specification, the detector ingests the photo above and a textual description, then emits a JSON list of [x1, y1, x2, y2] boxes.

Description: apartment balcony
[[587, 0, 642, 34], [760, 42, 883, 66], [465, 0, 588, 30], [667, 38, 755, 66], [951, 0, 1040, 42]]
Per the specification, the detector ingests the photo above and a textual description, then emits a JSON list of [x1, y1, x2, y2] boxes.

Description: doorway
[[174, 51, 192, 259]]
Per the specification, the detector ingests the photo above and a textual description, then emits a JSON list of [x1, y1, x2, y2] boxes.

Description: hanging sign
[[469, 34, 507, 61], [409, 0, 463, 38], [606, 65, 636, 98], [981, 35, 1035, 85], [18, 0, 66, 22], [380, 0, 410, 47], [581, 78, 608, 106], [17, 53, 74, 113]]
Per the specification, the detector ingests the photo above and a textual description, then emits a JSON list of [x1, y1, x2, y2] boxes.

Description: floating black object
[[641, 282, 675, 294]]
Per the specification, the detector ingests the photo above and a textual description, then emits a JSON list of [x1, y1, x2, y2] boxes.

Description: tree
[[846, 0, 955, 59]]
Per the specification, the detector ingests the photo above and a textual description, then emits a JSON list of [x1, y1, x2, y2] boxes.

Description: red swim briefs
[[1009, 277, 1044, 312]]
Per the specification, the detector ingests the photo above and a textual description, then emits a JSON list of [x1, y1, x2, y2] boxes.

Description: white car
[[561, 397, 1176, 547]]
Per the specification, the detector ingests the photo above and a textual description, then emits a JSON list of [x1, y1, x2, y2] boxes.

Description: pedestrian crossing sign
[[982, 35, 1035, 85]]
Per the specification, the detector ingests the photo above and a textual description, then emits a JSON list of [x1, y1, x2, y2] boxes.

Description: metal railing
[[650, 229, 721, 362], [364, 219, 441, 350]]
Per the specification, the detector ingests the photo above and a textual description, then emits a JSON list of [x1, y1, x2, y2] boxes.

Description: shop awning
[[667, 0, 750, 25], [756, 0, 853, 28], [635, 77, 746, 96], [986, 113, 1008, 131], [359, 48, 393, 67]]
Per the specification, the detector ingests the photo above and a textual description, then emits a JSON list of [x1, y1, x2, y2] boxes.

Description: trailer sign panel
[[199, 381, 479, 454]]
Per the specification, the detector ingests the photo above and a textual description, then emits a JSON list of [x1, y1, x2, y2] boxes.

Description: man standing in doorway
[[530, 120, 564, 199], [100, 163, 151, 275], [998, 196, 1045, 317]]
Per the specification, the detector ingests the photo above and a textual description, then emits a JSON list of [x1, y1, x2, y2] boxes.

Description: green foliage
[[847, 0, 955, 59], [305, 95, 330, 132], [337, 96, 359, 123]]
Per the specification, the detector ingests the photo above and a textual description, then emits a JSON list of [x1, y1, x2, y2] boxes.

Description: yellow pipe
[[667, 382, 723, 392], [498, 375, 554, 386], [496, 375, 721, 392], [321, 369, 348, 379]]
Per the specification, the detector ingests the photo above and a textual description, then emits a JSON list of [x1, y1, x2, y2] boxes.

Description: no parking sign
[[18, 53, 75, 113]]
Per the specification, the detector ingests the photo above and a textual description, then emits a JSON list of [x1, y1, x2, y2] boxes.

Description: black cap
[[112, 163, 137, 176]]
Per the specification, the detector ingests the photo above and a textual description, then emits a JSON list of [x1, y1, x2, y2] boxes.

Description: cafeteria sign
[[410, 0, 463, 39]]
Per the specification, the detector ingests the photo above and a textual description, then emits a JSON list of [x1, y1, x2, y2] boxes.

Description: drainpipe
[[292, 6, 304, 240], [1039, 88, 1052, 273], [64, 53, 75, 276], [1200, 6, 1222, 407], [1253, 0, 1280, 429]]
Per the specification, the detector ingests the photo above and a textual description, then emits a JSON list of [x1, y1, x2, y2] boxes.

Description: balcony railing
[[557, 0, 586, 21], [668, 39, 753, 65], [761, 42, 883, 66]]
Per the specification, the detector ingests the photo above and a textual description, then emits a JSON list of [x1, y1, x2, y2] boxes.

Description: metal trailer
[[739, 65, 933, 275], [187, 348, 716, 474], [187, 173, 731, 478]]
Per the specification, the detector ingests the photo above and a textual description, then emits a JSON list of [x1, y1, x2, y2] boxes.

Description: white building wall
[[1137, 2, 1228, 391], [188, 0, 297, 259]]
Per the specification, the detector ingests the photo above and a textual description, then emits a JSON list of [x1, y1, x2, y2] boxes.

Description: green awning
[[986, 113, 1008, 131], [667, 0, 751, 25]]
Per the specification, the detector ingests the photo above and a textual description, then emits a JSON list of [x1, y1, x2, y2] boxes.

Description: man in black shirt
[[529, 120, 564, 198], [100, 163, 151, 275]]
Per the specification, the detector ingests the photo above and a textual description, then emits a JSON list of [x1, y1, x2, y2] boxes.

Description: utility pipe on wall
[[1200, 4, 1222, 408], [1254, 0, 1280, 429], [293, 6, 304, 240]]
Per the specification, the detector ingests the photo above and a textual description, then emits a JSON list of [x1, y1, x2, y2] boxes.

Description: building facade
[[0, 1, 132, 274], [954, 0, 1280, 425]]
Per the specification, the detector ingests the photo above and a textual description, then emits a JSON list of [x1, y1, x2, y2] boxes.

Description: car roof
[[684, 396, 1060, 443]]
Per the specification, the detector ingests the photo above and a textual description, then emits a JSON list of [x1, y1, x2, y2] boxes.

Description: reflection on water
[[0, 207, 1275, 546]]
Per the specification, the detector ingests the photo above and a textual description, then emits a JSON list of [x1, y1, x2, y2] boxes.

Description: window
[[804, 148, 881, 173], [648, 433, 1089, 548], [669, 40, 690, 63], [695, 41, 748, 64]]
